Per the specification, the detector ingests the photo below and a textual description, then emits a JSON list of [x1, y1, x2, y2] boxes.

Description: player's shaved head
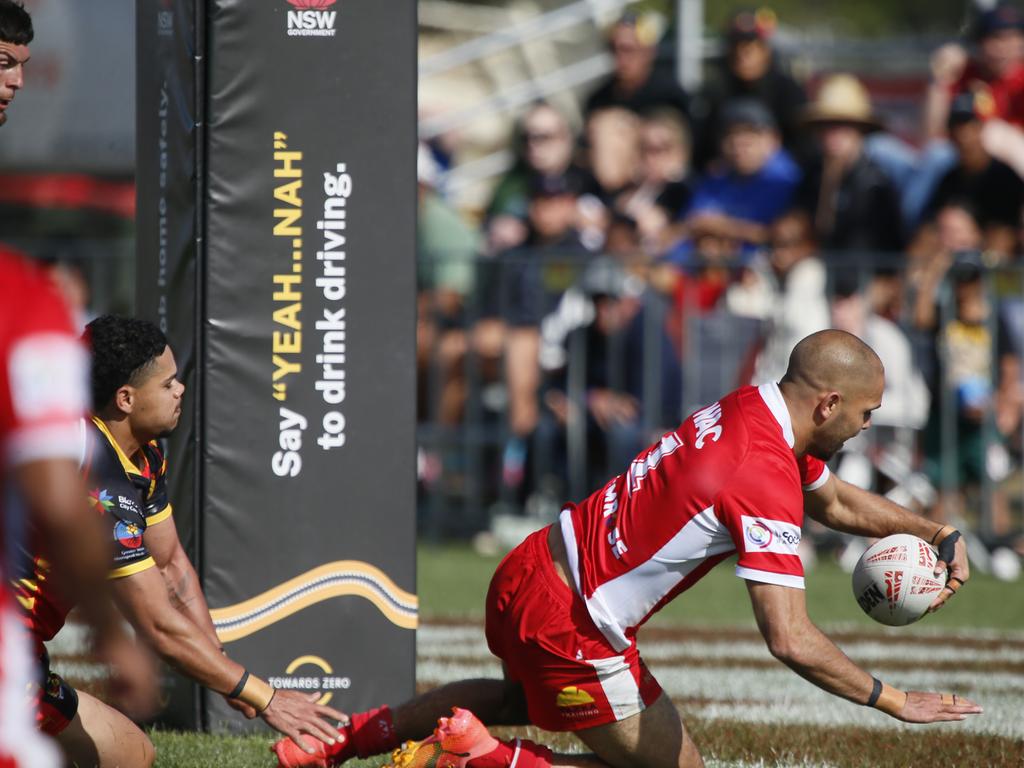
[[779, 330, 885, 461], [781, 329, 883, 398]]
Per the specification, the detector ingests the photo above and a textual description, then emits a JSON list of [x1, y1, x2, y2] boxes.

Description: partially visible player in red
[[17, 315, 347, 768], [275, 330, 983, 768], [0, 0, 30, 129], [1, 249, 157, 767]]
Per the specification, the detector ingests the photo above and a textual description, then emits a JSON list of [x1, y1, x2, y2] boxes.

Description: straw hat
[[802, 74, 883, 132]]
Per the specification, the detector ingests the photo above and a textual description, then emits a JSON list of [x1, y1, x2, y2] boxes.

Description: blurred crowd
[[417, 3, 1024, 571]]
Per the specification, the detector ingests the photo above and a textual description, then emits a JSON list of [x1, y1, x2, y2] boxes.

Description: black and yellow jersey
[[15, 416, 174, 644], [83, 416, 172, 578]]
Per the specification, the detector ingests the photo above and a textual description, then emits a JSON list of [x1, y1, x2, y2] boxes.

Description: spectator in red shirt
[[926, 2, 1024, 138], [925, 0, 1024, 180]]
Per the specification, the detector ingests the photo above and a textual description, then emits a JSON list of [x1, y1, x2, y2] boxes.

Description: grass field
[[55, 544, 1024, 767]]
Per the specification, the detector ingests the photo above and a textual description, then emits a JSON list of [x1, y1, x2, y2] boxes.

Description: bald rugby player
[[276, 330, 982, 768]]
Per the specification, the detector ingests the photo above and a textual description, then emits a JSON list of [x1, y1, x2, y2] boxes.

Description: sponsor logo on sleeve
[[740, 515, 801, 556], [89, 488, 114, 515], [114, 520, 144, 550]]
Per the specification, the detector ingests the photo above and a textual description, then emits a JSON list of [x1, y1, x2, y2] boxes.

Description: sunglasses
[[525, 130, 563, 145]]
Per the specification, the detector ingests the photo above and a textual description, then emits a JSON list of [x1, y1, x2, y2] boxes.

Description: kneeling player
[[17, 316, 345, 767], [275, 331, 982, 768]]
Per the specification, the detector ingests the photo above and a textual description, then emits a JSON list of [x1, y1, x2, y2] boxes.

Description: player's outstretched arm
[[144, 517, 221, 646], [110, 566, 346, 751], [746, 580, 983, 723], [804, 474, 969, 609]]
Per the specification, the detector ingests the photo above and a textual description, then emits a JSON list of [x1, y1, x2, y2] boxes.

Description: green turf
[[417, 542, 1024, 631], [150, 729, 381, 768], [146, 544, 1022, 767]]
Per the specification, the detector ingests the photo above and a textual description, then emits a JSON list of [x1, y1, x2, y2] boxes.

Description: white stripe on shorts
[[586, 654, 645, 722]]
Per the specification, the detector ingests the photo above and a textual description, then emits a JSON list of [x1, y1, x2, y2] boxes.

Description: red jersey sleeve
[[716, 468, 806, 590], [1, 263, 88, 468], [798, 454, 831, 491]]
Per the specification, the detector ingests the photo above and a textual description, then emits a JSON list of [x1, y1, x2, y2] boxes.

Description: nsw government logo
[[286, 0, 338, 37]]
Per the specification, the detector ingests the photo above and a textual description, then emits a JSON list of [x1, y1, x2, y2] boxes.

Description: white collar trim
[[757, 381, 795, 448]]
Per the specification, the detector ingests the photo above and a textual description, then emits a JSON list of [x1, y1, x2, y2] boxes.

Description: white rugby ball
[[851, 534, 947, 626]]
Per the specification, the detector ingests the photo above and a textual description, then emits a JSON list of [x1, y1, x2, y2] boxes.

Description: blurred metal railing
[[416, 249, 1024, 564]]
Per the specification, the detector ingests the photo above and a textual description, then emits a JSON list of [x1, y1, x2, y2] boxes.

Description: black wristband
[[228, 669, 249, 699], [937, 530, 961, 565], [866, 677, 883, 707]]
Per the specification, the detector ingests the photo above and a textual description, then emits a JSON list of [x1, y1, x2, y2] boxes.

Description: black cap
[[528, 171, 584, 199], [950, 250, 985, 283], [974, 2, 1024, 40], [948, 89, 998, 128], [949, 92, 980, 127], [726, 8, 776, 44], [721, 98, 777, 131]]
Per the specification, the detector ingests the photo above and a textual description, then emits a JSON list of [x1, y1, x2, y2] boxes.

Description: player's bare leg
[[391, 676, 530, 736], [56, 690, 155, 768], [573, 693, 704, 768]]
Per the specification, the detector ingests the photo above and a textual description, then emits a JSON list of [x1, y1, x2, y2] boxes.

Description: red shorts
[[485, 526, 662, 732], [0, 608, 61, 768]]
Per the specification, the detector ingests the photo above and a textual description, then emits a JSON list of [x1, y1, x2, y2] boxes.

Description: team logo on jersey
[[114, 520, 144, 549], [89, 488, 114, 515]]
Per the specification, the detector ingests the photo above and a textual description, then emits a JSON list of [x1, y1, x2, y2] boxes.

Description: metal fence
[[416, 249, 1024, 567]]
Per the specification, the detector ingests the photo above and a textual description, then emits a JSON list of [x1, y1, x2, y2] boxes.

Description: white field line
[[418, 623, 1024, 644], [417, 660, 1024, 739], [418, 631, 1024, 666]]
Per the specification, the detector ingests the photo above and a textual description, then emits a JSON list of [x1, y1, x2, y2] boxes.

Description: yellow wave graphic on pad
[[211, 560, 418, 642]]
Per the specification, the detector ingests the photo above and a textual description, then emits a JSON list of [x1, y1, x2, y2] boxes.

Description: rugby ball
[[851, 534, 947, 626]]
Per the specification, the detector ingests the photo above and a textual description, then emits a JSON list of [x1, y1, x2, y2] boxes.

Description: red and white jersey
[[0, 250, 89, 569], [560, 382, 829, 652]]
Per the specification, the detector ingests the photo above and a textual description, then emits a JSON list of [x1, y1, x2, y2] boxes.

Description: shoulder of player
[[724, 389, 801, 480]]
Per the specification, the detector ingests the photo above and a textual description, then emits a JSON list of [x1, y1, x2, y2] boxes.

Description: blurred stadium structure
[[2, 0, 1023, 578]]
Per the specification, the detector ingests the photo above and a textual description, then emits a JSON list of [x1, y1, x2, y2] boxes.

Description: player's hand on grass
[[261, 690, 348, 754], [929, 528, 969, 613], [896, 691, 983, 723]]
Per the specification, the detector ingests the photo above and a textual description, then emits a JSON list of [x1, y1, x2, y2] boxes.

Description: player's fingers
[[927, 589, 951, 612], [933, 558, 948, 577], [944, 694, 983, 713], [287, 730, 315, 754], [928, 576, 962, 611], [301, 718, 343, 745], [315, 703, 349, 723]]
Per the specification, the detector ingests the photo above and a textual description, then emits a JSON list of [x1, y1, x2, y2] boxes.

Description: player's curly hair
[[0, 1, 33, 46], [83, 315, 168, 412]]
